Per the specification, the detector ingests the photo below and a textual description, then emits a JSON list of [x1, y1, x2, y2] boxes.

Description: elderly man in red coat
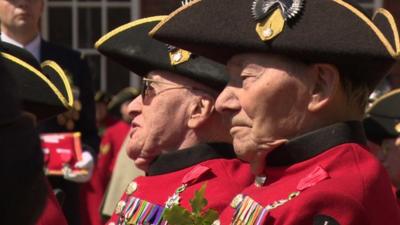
[[151, 0, 400, 224], [95, 15, 254, 225]]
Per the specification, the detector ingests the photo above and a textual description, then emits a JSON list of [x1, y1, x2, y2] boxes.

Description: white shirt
[[1, 33, 42, 61]]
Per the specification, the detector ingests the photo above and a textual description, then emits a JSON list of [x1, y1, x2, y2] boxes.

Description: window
[[42, 0, 141, 94]]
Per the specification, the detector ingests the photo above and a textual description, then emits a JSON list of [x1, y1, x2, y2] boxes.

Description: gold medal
[[115, 200, 126, 215], [126, 182, 138, 195]]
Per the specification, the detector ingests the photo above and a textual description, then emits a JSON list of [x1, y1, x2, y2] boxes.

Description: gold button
[[115, 200, 126, 215], [126, 182, 138, 195], [254, 175, 267, 187], [230, 194, 244, 208], [212, 219, 220, 225]]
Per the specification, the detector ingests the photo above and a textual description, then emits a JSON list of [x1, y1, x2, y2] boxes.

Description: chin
[[233, 147, 253, 162], [134, 158, 152, 171]]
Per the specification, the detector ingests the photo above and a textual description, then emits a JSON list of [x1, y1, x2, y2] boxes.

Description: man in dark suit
[[0, 0, 100, 224]]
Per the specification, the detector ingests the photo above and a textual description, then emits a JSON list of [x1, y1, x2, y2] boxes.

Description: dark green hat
[[0, 42, 73, 120], [95, 90, 112, 103], [150, 0, 400, 90], [364, 88, 400, 144], [107, 87, 140, 112], [95, 16, 229, 92]]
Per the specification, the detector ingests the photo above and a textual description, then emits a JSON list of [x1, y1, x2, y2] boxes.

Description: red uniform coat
[[81, 120, 131, 225], [107, 143, 253, 225], [219, 122, 400, 225], [36, 181, 68, 225], [393, 186, 400, 207]]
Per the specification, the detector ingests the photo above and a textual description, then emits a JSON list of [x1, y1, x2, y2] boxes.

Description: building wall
[[141, 0, 180, 17]]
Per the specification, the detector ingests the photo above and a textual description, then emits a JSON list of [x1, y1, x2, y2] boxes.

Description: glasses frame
[[141, 77, 196, 100]]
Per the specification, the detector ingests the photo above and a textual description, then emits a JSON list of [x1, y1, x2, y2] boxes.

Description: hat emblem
[[167, 44, 192, 65], [251, 0, 303, 21], [252, 0, 303, 41], [395, 122, 400, 133]]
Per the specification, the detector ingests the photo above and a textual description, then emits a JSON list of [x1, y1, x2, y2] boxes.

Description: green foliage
[[163, 183, 219, 225]]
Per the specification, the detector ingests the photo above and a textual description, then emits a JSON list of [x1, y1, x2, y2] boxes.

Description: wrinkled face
[[0, 0, 43, 31], [216, 53, 313, 162], [127, 71, 197, 170]]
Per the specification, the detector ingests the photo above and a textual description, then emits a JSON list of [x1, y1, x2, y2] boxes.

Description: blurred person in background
[[0, 41, 48, 225], [81, 87, 140, 225], [0, 0, 100, 224], [0, 41, 71, 225], [95, 91, 118, 137], [364, 88, 400, 205], [96, 16, 253, 225]]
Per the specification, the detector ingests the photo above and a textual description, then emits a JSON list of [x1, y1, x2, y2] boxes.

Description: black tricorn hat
[[107, 87, 140, 112], [150, 0, 400, 90], [0, 42, 74, 120], [364, 88, 400, 144], [95, 16, 229, 92], [0, 43, 48, 224], [95, 90, 112, 104]]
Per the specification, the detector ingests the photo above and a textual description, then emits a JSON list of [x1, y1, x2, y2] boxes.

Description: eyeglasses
[[141, 78, 195, 100]]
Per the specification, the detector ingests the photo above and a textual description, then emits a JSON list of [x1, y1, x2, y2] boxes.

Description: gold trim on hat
[[149, 0, 201, 37], [334, 0, 400, 58], [373, 8, 400, 55], [366, 88, 400, 113], [95, 15, 167, 49], [42, 60, 74, 108], [0, 52, 71, 109]]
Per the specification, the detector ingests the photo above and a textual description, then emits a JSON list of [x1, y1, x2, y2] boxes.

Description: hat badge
[[167, 44, 192, 66], [251, 0, 303, 41], [395, 122, 400, 133]]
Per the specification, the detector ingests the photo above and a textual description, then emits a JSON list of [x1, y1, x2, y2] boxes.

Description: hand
[[63, 151, 94, 183]]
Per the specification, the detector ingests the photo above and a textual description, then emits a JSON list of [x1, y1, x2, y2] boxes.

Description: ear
[[308, 64, 340, 112], [187, 95, 215, 129]]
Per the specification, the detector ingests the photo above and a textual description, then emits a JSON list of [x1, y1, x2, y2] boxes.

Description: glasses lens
[[141, 79, 148, 99]]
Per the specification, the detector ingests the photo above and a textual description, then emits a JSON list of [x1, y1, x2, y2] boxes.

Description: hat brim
[[366, 88, 400, 138], [0, 51, 73, 120], [150, 0, 400, 90], [107, 87, 140, 112], [95, 16, 229, 92]]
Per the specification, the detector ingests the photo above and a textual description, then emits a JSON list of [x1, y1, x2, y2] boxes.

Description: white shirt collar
[[1, 33, 42, 61]]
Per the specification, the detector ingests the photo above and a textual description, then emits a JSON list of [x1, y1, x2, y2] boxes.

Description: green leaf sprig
[[163, 183, 219, 225]]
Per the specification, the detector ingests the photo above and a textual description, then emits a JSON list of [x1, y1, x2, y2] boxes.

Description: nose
[[128, 95, 143, 120], [215, 86, 241, 114]]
